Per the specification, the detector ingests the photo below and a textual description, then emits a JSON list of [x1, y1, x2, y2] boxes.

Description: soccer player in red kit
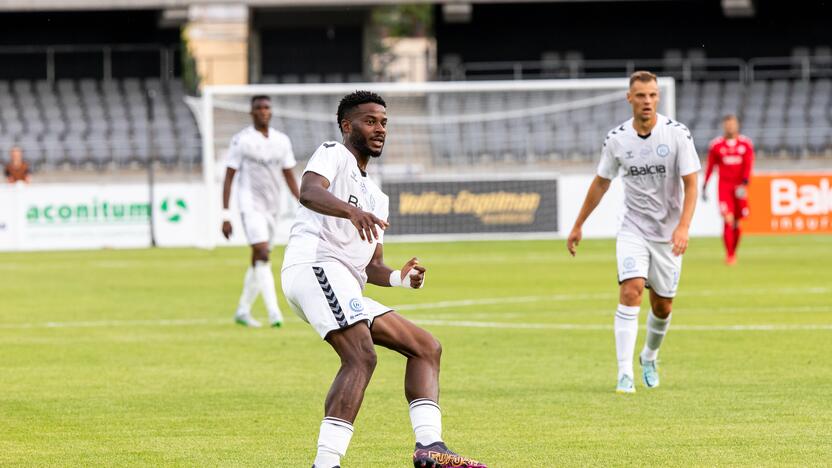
[[703, 115, 754, 265]]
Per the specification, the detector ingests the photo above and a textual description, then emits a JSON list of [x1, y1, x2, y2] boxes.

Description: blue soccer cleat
[[616, 374, 636, 394], [640, 357, 660, 388]]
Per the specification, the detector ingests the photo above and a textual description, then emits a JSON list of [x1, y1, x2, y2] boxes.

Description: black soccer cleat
[[413, 441, 487, 468]]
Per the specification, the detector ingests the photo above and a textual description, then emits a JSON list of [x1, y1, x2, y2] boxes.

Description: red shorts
[[718, 183, 749, 219]]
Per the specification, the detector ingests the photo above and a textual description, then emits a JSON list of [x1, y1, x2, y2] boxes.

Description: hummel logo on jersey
[[628, 164, 667, 177]]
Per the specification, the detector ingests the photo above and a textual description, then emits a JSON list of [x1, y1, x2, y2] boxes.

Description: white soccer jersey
[[282, 142, 390, 288], [597, 113, 701, 242], [225, 126, 297, 214]]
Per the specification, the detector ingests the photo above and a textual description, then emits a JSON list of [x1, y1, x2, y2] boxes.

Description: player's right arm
[[567, 176, 611, 256], [221, 133, 244, 240], [568, 134, 618, 256], [299, 172, 388, 242], [221, 167, 236, 239], [702, 140, 718, 201]]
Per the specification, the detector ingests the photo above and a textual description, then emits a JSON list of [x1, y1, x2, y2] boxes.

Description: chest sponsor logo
[[723, 155, 743, 165], [628, 165, 667, 177]]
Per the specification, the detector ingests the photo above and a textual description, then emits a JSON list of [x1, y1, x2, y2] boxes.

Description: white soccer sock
[[235, 266, 259, 317], [614, 304, 640, 379], [314, 417, 353, 468], [641, 311, 671, 362], [253, 260, 283, 322], [409, 398, 442, 446]]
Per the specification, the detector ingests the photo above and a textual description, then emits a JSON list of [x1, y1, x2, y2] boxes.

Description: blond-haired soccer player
[[567, 71, 700, 393]]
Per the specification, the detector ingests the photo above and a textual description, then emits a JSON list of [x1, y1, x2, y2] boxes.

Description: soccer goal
[[199, 78, 676, 244]]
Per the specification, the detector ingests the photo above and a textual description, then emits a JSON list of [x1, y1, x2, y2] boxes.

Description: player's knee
[[348, 344, 377, 375], [426, 336, 442, 365], [724, 214, 735, 225], [620, 285, 643, 305], [253, 248, 270, 262], [653, 301, 672, 318]]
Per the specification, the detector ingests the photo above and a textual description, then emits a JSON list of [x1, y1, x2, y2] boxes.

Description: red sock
[[733, 225, 741, 254], [723, 222, 735, 257]]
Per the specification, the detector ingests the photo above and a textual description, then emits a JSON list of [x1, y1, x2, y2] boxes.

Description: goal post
[[200, 78, 676, 247]]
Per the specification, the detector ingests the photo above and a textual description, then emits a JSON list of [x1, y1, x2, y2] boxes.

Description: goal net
[[200, 78, 676, 243]]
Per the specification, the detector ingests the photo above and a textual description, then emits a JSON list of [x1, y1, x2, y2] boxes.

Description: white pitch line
[[413, 319, 832, 332], [0, 318, 228, 330], [395, 286, 830, 312], [1, 286, 828, 331]]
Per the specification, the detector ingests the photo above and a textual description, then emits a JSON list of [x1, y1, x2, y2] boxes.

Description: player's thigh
[[646, 240, 683, 298], [241, 211, 271, 245], [371, 311, 439, 360], [617, 231, 650, 283], [281, 262, 371, 339], [718, 185, 736, 220], [265, 212, 280, 246], [735, 196, 749, 220]]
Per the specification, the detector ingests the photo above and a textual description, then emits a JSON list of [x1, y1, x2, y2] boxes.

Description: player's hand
[[671, 225, 689, 256], [348, 207, 389, 243], [701, 185, 708, 202], [222, 221, 232, 240], [567, 226, 582, 256], [401, 257, 426, 288]]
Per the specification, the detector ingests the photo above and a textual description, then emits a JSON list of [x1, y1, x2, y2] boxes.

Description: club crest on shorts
[[349, 298, 364, 313], [656, 144, 670, 157], [623, 257, 636, 270]]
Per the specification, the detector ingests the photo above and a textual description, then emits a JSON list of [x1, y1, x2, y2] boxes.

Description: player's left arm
[[672, 172, 698, 256], [282, 168, 300, 200], [742, 142, 755, 186], [281, 139, 301, 200], [366, 244, 426, 289]]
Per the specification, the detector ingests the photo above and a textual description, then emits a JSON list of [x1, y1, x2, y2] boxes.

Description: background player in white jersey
[[222, 95, 300, 328], [281, 91, 486, 468], [567, 71, 700, 394]]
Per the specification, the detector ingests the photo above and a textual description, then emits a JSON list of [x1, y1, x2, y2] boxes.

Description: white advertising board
[[0, 182, 211, 251]]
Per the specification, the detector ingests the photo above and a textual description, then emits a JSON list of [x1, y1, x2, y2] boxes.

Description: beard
[[349, 130, 383, 158]]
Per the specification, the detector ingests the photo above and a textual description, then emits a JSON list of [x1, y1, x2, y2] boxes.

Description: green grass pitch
[[2, 235, 831, 466]]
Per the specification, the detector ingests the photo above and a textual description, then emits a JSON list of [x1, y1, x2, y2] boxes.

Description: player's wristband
[[389, 270, 405, 288], [389, 269, 424, 289], [221, 208, 231, 221]]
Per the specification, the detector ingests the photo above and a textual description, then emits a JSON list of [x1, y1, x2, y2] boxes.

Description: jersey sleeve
[[596, 139, 619, 180], [281, 135, 297, 170], [303, 143, 344, 184], [704, 141, 718, 184], [225, 133, 243, 170], [677, 130, 701, 176]]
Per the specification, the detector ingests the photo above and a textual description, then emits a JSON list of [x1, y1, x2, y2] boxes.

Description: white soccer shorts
[[240, 210, 278, 245], [616, 230, 683, 298], [281, 261, 392, 339]]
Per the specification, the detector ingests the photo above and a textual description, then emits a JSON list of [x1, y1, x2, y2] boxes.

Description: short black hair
[[251, 95, 270, 106], [336, 90, 386, 128]]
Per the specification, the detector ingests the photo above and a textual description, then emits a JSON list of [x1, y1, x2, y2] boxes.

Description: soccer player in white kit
[[222, 95, 300, 328], [281, 91, 486, 468], [567, 71, 700, 394]]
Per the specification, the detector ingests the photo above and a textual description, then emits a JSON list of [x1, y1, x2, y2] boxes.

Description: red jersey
[[704, 135, 754, 186]]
